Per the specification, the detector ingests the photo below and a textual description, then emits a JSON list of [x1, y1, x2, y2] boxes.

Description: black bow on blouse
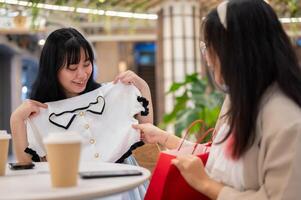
[[137, 96, 149, 116], [48, 96, 105, 130]]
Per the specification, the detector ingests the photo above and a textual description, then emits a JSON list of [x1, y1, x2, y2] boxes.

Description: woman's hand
[[113, 70, 149, 93], [11, 100, 48, 123], [172, 155, 209, 191], [114, 70, 154, 124], [132, 123, 167, 144], [172, 155, 224, 199], [133, 123, 182, 149]]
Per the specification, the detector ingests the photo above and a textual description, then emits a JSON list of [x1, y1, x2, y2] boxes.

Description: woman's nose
[[76, 66, 88, 78]]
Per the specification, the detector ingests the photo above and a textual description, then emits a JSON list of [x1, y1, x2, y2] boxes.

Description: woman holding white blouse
[[11, 28, 153, 163], [10, 28, 153, 200]]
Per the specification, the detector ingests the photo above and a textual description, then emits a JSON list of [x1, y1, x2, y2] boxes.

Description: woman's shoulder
[[258, 84, 301, 138], [260, 84, 301, 119]]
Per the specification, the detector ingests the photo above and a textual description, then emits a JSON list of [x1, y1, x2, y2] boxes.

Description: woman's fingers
[[133, 124, 146, 141], [113, 72, 123, 83], [123, 76, 136, 84], [171, 158, 182, 170], [114, 70, 136, 84], [32, 101, 48, 108], [29, 106, 41, 118], [172, 155, 195, 170], [113, 71, 127, 83], [132, 124, 144, 130], [140, 132, 145, 140], [120, 74, 136, 84], [25, 100, 47, 119], [27, 100, 48, 109]]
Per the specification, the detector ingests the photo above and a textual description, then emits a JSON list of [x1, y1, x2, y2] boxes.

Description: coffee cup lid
[[43, 132, 82, 144], [0, 130, 11, 140]]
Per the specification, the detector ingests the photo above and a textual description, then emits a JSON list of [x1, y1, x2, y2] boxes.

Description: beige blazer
[[216, 84, 301, 200]]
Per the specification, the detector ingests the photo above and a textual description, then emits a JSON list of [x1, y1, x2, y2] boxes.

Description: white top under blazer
[[26, 82, 146, 163]]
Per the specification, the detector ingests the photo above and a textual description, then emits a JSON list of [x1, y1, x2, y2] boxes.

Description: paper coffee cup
[[44, 132, 82, 187], [0, 130, 11, 176]]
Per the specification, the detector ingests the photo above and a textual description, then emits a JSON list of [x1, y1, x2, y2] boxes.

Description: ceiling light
[[38, 39, 45, 46], [280, 17, 301, 23], [0, 0, 158, 20]]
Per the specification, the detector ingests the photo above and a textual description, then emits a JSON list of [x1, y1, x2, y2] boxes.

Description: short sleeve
[[128, 85, 145, 117], [26, 119, 47, 157]]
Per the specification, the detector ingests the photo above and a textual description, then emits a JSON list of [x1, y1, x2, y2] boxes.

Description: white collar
[[46, 84, 108, 129]]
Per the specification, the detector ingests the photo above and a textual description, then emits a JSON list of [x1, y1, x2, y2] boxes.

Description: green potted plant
[[160, 73, 224, 141]]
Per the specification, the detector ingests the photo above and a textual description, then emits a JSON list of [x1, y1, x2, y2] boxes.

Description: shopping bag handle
[[177, 120, 209, 151], [191, 128, 215, 154]]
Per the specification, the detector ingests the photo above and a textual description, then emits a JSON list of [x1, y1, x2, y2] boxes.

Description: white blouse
[[205, 124, 245, 191], [26, 82, 145, 163], [168, 124, 245, 191]]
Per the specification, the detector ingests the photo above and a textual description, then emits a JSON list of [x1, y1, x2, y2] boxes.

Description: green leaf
[[162, 91, 189, 123], [166, 82, 185, 93], [161, 72, 225, 140], [184, 73, 198, 83]]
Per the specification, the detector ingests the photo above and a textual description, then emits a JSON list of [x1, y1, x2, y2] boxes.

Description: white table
[[0, 162, 150, 200]]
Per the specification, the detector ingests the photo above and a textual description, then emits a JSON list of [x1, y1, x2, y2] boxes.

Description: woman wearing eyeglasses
[[133, 0, 301, 199]]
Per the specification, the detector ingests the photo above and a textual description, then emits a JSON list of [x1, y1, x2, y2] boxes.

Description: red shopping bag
[[145, 120, 214, 200]]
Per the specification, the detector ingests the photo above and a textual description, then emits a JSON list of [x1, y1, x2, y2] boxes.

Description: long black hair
[[30, 28, 100, 102], [203, 0, 301, 158]]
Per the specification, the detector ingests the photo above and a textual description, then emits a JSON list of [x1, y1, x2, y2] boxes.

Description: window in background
[[21, 57, 38, 100], [134, 42, 157, 123]]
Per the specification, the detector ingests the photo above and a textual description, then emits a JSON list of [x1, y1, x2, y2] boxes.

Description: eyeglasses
[[199, 41, 211, 70]]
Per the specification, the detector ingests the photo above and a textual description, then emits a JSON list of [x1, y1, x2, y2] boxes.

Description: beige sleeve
[[217, 122, 301, 200]]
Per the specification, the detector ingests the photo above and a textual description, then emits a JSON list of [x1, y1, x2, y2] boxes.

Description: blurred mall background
[[0, 0, 301, 165]]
